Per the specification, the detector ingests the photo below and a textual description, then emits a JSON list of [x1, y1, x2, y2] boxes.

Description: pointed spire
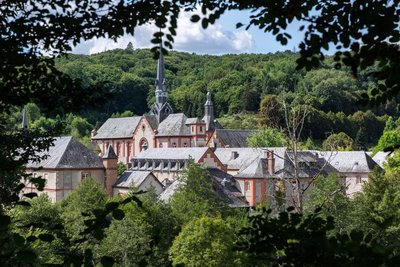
[[103, 144, 117, 159], [21, 107, 28, 130], [151, 41, 173, 123], [156, 42, 165, 93]]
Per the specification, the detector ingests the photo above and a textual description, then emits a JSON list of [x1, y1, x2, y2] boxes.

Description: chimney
[[103, 145, 118, 197], [266, 150, 275, 176], [231, 151, 239, 160], [91, 129, 97, 138]]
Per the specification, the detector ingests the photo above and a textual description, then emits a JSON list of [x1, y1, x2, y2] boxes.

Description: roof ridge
[[54, 136, 73, 168]]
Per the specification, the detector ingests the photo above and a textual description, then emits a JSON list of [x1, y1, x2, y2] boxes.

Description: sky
[[72, 9, 306, 55]]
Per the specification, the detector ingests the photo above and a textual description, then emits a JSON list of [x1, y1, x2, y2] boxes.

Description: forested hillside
[[52, 48, 400, 149]]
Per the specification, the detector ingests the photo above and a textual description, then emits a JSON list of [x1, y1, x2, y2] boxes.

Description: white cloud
[[72, 10, 254, 55]]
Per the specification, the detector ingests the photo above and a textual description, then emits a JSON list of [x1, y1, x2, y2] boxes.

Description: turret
[[202, 91, 215, 131], [103, 144, 118, 197]]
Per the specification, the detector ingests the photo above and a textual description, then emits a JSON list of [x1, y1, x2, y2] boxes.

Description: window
[[142, 125, 145, 131], [199, 126, 203, 132], [172, 142, 177, 148], [81, 172, 91, 181], [244, 181, 250, 191], [63, 172, 72, 189], [159, 143, 163, 148], [183, 142, 187, 147], [356, 176, 362, 184]]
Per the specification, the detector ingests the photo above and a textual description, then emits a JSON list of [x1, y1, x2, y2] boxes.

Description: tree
[[60, 178, 108, 243], [374, 130, 400, 153], [126, 42, 134, 51], [247, 127, 286, 147], [11, 194, 64, 265], [169, 216, 236, 267], [258, 94, 282, 128], [169, 160, 228, 225], [97, 191, 179, 266], [322, 132, 354, 151], [236, 208, 395, 266], [304, 173, 352, 233], [350, 169, 400, 254]]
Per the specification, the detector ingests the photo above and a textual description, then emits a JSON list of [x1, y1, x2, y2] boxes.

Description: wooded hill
[[54, 47, 399, 149]]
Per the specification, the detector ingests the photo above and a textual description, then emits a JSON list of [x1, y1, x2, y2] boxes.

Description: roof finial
[[22, 106, 28, 130]]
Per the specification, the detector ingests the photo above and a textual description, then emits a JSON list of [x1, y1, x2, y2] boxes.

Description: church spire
[[21, 106, 28, 130], [151, 42, 173, 123]]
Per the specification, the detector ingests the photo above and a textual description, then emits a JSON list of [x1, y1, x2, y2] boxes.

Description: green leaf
[[101, 256, 115, 267], [39, 233, 55, 242], [17, 249, 37, 262], [112, 209, 125, 220], [16, 201, 31, 207], [190, 15, 201, 23], [105, 202, 119, 211], [23, 192, 38, 199]]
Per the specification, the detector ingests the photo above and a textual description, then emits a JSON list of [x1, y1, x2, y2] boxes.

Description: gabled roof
[[137, 147, 209, 162], [214, 129, 254, 147], [319, 151, 380, 173], [157, 113, 190, 136], [235, 158, 269, 178], [114, 171, 158, 188], [372, 151, 394, 168], [27, 136, 104, 169], [143, 114, 159, 130], [92, 116, 141, 139]]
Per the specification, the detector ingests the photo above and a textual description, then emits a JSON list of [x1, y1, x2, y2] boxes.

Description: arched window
[[140, 138, 148, 151]]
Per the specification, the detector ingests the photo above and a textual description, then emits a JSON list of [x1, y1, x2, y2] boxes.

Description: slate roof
[[103, 144, 117, 159], [136, 147, 209, 161], [114, 171, 156, 188], [235, 158, 269, 178], [215, 129, 254, 147], [143, 114, 159, 130], [27, 136, 104, 169], [208, 168, 249, 208], [215, 147, 286, 171], [158, 179, 182, 202], [92, 116, 141, 139], [372, 151, 394, 168], [156, 113, 191, 136], [319, 151, 380, 173], [185, 117, 203, 124], [158, 169, 248, 207]]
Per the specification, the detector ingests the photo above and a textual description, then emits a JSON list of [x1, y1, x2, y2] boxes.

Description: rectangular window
[[356, 176, 362, 184], [81, 172, 91, 181], [63, 172, 72, 189]]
